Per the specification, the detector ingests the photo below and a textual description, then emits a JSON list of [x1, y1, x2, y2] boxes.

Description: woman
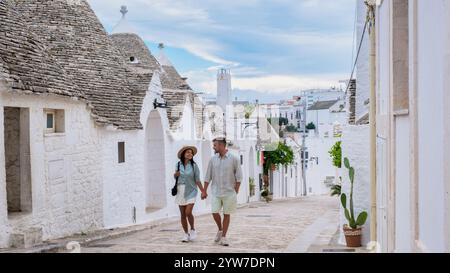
[[174, 146, 206, 242]]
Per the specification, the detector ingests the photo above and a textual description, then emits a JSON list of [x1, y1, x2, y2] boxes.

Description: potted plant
[[329, 141, 342, 197], [340, 158, 368, 247], [249, 178, 256, 196], [261, 186, 272, 203], [306, 122, 316, 130]]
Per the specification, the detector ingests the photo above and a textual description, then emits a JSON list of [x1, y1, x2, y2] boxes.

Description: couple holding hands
[[173, 137, 242, 246]]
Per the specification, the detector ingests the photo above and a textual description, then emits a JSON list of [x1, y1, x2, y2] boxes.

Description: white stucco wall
[[416, 0, 446, 252], [394, 116, 411, 252], [340, 124, 370, 246], [0, 93, 103, 248], [444, 0, 450, 252], [355, 0, 370, 121], [101, 128, 144, 228], [375, 1, 391, 252], [305, 135, 339, 196]]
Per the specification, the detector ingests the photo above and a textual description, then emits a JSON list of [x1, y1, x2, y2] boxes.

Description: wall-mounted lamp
[[153, 99, 169, 109]]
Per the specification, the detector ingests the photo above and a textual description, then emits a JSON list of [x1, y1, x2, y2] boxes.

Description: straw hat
[[177, 146, 198, 159]]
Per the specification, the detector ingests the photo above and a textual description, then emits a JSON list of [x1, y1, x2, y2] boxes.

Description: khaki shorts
[[211, 192, 237, 215]]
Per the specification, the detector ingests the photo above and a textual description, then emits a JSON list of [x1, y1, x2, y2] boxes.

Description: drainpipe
[[365, 0, 377, 244]]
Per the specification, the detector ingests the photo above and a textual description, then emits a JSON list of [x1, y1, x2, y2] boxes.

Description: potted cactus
[[341, 157, 368, 247]]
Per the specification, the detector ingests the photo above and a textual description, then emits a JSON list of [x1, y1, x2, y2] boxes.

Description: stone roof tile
[[6, 0, 145, 130], [0, 1, 83, 99]]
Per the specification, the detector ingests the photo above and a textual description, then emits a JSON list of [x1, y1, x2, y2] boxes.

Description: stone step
[[10, 227, 43, 248]]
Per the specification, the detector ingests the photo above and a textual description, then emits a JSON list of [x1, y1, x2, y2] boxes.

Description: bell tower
[[216, 68, 232, 112]]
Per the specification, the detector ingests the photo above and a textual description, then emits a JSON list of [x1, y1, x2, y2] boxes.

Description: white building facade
[[375, 0, 450, 253]]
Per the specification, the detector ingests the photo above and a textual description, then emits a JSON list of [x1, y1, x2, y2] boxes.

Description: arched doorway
[[145, 110, 166, 212]]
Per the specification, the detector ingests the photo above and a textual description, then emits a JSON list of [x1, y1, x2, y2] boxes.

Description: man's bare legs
[[222, 214, 230, 237], [212, 213, 223, 231], [212, 213, 230, 236]]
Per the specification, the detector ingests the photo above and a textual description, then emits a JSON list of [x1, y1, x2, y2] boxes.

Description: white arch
[[144, 110, 167, 212]]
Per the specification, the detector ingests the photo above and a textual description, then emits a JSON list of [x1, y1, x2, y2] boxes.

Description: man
[[203, 137, 242, 246]]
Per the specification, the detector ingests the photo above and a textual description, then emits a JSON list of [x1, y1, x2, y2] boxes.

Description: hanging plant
[[263, 142, 295, 175]]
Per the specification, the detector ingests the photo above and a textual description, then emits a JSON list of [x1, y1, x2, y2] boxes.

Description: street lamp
[[241, 100, 259, 130]]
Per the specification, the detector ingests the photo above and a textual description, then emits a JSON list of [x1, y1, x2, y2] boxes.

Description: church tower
[[216, 68, 232, 112]]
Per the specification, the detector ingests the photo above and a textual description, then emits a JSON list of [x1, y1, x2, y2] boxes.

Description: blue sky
[[87, 0, 356, 103]]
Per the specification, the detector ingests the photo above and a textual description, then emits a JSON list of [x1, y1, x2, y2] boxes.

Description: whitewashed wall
[[394, 116, 411, 252], [305, 135, 339, 196], [416, 0, 446, 252], [340, 124, 370, 246], [0, 93, 103, 248], [444, 0, 450, 253], [355, 0, 370, 121]]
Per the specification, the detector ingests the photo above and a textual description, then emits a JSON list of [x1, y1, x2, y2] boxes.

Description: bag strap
[[175, 161, 181, 185]]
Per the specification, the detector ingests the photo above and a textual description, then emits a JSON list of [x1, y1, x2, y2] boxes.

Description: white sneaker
[[190, 229, 197, 241], [181, 233, 190, 243], [214, 230, 223, 243], [219, 237, 229, 246]]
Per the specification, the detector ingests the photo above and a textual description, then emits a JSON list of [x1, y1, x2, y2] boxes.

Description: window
[[129, 56, 139, 63], [44, 109, 64, 134], [46, 111, 55, 133], [118, 142, 125, 163], [240, 155, 243, 165]]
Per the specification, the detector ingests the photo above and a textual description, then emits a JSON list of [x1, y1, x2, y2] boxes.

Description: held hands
[[201, 189, 208, 200], [235, 183, 240, 194]]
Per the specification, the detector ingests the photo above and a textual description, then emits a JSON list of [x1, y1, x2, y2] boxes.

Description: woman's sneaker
[[190, 230, 197, 241], [214, 230, 223, 243], [181, 233, 190, 243], [219, 237, 229, 246]]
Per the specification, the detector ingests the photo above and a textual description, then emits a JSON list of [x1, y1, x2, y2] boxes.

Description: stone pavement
[[61, 196, 345, 253]]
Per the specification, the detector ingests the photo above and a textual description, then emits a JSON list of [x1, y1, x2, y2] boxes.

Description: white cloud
[[87, 0, 354, 97], [184, 67, 345, 95], [183, 43, 238, 66], [232, 74, 346, 93]]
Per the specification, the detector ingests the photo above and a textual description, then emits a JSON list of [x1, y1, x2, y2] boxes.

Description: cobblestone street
[[67, 196, 340, 253]]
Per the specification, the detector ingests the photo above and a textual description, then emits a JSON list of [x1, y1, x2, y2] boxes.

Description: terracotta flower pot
[[343, 225, 362, 247]]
